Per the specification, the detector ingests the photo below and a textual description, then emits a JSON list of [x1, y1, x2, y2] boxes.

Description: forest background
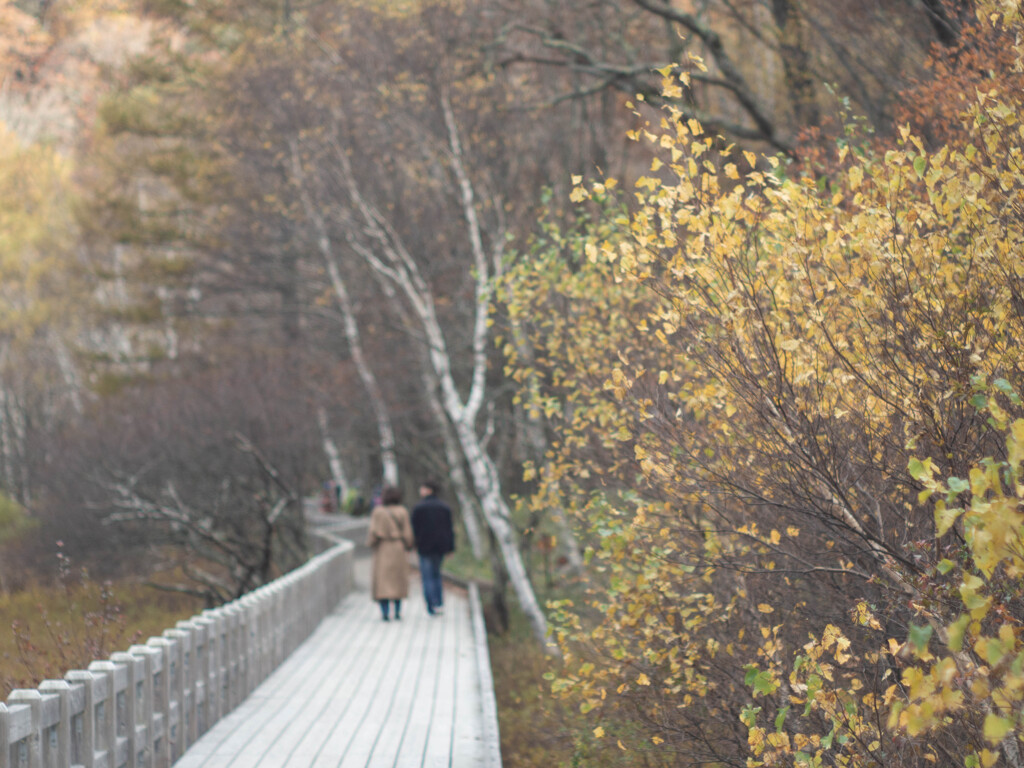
[[2, 0, 1023, 765]]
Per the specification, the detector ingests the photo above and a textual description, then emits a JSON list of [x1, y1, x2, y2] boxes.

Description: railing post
[[146, 636, 172, 768], [65, 671, 97, 768], [163, 627, 191, 750], [7, 690, 42, 768], [38, 680, 72, 768], [0, 702, 8, 768], [182, 616, 212, 737], [238, 598, 254, 695], [128, 644, 159, 768], [86, 660, 118, 768], [242, 593, 259, 688], [200, 609, 225, 724], [111, 651, 143, 768], [222, 603, 241, 710], [158, 629, 185, 763]]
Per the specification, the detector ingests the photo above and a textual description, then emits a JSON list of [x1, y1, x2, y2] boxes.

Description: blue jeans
[[419, 553, 444, 613]]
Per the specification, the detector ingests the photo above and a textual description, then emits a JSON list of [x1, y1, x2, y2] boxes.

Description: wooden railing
[[1, 537, 355, 768]]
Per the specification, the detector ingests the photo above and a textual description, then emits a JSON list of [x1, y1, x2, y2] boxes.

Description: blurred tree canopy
[[501, 0, 1024, 764]]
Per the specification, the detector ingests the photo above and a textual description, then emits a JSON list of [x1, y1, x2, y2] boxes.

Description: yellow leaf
[[849, 165, 864, 190], [983, 713, 1013, 743], [758, 603, 774, 613], [593, 726, 605, 738], [637, 673, 651, 686]]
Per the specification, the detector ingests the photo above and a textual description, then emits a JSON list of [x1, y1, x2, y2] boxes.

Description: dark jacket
[[411, 495, 455, 556]]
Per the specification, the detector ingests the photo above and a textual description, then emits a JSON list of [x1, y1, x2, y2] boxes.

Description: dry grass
[[488, 605, 670, 768], [0, 574, 202, 697]]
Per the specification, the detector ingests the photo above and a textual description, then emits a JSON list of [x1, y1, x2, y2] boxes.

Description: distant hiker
[[411, 479, 455, 615], [366, 485, 414, 621], [319, 483, 334, 514]]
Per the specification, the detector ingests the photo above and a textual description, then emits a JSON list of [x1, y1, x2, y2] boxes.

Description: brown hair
[[381, 485, 402, 505]]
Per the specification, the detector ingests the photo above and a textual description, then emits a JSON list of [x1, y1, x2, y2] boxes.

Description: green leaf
[[822, 722, 837, 750], [913, 155, 927, 177], [774, 705, 790, 732], [740, 705, 761, 727], [744, 664, 759, 686], [804, 674, 822, 715], [937, 558, 956, 574], [909, 623, 933, 653], [970, 394, 988, 409], [947, 476, 969, 493]]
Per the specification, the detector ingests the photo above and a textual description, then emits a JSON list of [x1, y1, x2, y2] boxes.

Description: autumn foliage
[[502, 1, 1024, 765]]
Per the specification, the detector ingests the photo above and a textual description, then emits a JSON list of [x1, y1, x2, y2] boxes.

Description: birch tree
[[307, 83, 553, 645], [291, 138, 399, 488]]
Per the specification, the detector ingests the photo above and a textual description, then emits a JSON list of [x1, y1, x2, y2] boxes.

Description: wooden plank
[[469, 584, 503, 768], [172, 593, 367, 768], [422, 595, 466, 768], [388, 603, 449, 768], [451, 599, 487, 767], [268, 599, 405, 767], [306, 598, 420, 768], [227, 595, 390, 767], [361, 602, 446, 768], [171, 571, 500, 768]]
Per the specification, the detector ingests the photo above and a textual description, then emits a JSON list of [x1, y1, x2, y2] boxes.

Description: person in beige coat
[[366, 485, 414, 621]]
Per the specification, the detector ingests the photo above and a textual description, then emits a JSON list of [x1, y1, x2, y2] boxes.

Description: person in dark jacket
[[410, 479, 455, 615]]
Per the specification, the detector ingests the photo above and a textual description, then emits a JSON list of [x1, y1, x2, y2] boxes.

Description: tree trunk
[[328, 105, 554, 650], [317, 406, 349, 501], [422, 368, 486, 559], [771, 0, 820, 128], [291, 139, 400, 488]]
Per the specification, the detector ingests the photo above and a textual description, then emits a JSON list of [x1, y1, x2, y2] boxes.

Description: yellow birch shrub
[[502, 2, 1024, 765]]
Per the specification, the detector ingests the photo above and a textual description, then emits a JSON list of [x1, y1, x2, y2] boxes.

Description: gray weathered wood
[[1, 525, 503, 768], [3, 539, 357, 768], [171, 571, 501, 768]]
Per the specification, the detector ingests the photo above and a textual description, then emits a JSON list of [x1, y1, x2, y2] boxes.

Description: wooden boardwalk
[[172, 546, 501, 768]]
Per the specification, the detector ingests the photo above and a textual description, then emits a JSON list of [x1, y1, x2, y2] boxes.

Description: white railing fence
[[1, 537, 355, 768]]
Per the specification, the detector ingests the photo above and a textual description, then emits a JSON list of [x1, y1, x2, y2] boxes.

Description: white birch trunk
[[316, 406, 349, 501], [0, 385, 14, 494], [291, 140, 399, 488], [49, 330, 84, 414], [328, 103, 554, 651], [422, 368, 486, 559]]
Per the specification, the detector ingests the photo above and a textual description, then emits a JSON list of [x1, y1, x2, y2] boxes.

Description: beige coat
[[366, 504, 414, 600]]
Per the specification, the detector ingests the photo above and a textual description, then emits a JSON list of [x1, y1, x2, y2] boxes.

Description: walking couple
[[365, 480, 455, 621]]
